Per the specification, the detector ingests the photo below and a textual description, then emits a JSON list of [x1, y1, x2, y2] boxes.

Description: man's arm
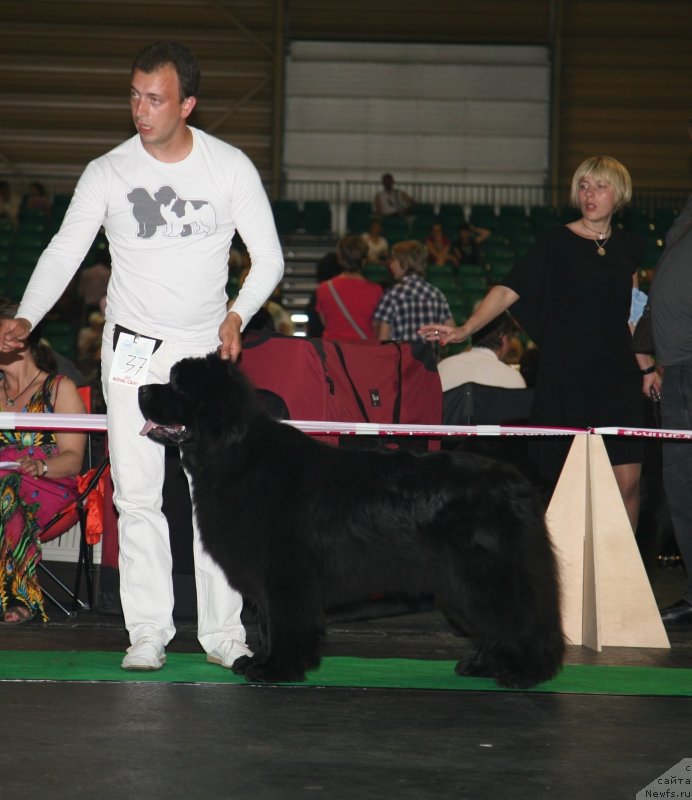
[[218, 311, 243, 362], [16, 161, 107, 330], [222, 152, 284, 360]]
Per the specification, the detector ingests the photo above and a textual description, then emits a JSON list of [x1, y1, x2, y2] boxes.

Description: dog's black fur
[[139, 353, 564, 688]]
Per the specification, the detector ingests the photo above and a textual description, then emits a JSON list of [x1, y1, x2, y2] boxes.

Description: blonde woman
[[420, 156, 658, 530]]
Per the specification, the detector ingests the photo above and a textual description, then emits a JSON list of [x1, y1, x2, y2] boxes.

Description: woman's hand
[[17, 454, 46, 478], [418, 322, 469, 346]]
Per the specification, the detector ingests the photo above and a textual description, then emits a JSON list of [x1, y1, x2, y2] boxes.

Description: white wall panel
[[284, 41, 550, 187]]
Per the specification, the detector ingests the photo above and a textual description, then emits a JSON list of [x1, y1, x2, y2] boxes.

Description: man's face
[[130, 64, 195, 153]]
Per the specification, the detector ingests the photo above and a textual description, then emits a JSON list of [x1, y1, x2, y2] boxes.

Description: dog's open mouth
[[140, 419, 192, 445]]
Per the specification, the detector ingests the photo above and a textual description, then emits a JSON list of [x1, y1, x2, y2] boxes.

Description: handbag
[[631, 302, 654, 354]]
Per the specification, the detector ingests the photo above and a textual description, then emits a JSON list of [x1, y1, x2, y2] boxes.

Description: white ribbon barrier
[[593, 425, 692, 441], [0, 411, 108, 433], [289, 421, 587, 437], [3, 411, 692, 441]]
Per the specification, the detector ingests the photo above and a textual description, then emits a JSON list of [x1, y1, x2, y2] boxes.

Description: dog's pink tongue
[[140, 419, 156, 436]]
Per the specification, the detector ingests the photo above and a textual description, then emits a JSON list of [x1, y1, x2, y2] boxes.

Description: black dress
[[502, 224, 646, 483]]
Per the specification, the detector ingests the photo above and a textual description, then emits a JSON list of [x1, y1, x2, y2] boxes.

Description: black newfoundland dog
[[139, 353, 564, 688]]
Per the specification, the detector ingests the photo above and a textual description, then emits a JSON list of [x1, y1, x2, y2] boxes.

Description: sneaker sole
[[121, 655, 167, 671], [207, 654, 232, 668]]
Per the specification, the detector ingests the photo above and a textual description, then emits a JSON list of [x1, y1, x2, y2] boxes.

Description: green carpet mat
[[1, 651, 691, 696]]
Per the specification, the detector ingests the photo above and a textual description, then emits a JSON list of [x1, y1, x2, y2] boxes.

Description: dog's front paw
[[455, 657, 492, 679], [456, 655, 551, 689], [243, 659, 307, 683], [231, 654, 255, 675]]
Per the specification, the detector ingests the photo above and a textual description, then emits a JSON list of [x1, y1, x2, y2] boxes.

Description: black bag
[[631, 302, 654, 354]]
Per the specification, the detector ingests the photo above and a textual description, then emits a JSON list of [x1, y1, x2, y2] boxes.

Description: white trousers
[[101, 323, 246, 652]]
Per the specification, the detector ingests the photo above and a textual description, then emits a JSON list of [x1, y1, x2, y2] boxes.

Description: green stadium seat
[[427, 272, 458, 294], [439, 203, 465, 225], [487, 259, 515, 283], [499, 205, 528, 222], [483, 244, 514, 262], [381, 216, 410, 243], [302, 201, 332, 235], [347, 201, 374, 233], [42, 320, 77, 359], [362, 262, 392, 286], [458, 273, 488, 293], [469, 211, 499, 232], [653, 207, 678, 231], [271, 200, 301, 235]]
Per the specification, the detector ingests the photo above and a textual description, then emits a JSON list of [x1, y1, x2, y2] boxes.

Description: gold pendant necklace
[[595, 234, 611, 256], [3, 371, 41, 408], [582, 220, 611, 256]]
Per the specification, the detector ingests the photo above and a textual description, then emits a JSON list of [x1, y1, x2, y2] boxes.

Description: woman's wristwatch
[[37, 459, 48, 476], [640, 366, 656, 375]]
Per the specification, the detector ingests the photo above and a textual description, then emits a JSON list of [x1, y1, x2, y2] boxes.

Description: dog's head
[[138, 352, 258, 447]]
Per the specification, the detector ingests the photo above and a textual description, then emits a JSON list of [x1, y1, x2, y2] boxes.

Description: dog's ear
[[187, 352, 256, 447]]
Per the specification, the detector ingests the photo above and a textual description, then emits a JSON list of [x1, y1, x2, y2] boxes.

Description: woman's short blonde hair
[[391, 240, 429, 276], [570, 155, 633, 211]]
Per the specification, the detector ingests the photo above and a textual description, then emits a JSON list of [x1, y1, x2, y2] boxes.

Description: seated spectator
[[0, 298, 87, 623], [77, 250, 111, 322], [437, 312, 527, 392], [426, 222, 453, 266], [452, 223, 491, 266], [305, 251, 341, 338], [361, 218, 389, 263], [235, 261, 294, 336], [315, 236, 383, 342], [374, 240, 454, 356], [77, 310, 106, 362], [23, 181, 51, 213], [0, 180, 20, 227], [374, 173, 415, 218]]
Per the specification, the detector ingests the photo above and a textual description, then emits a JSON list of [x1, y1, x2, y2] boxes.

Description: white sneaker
[[207, 639, 253, 669], [121, 637, 166, 671]]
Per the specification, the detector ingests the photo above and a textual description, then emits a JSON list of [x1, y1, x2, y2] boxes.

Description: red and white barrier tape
[[592, 426, 692, 441], [3, 412, 692, 441], [0, 412, 108, 433]]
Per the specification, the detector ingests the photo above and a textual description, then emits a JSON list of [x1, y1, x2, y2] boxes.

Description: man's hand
[[0, 317, 31, 352], [218, 310, 243, 362]]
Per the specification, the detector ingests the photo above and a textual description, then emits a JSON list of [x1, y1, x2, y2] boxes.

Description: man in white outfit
[[0, 42, 284, 671]]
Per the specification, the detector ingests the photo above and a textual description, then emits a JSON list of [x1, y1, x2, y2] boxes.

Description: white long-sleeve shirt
[[18, 127, 284, 345]]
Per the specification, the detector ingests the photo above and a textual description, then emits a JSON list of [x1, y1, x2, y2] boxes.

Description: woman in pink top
[[315, 236, 384, 342]]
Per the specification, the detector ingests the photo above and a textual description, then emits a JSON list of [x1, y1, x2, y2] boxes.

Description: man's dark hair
[[471, 312, 515, 351], [131, 41, 200, 101]]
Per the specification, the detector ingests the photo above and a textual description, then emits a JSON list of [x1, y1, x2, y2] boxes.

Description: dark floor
[[1, 561, 691, 799]]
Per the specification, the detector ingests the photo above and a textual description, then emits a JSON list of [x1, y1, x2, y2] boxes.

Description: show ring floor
[[1, 564, 691, 800]]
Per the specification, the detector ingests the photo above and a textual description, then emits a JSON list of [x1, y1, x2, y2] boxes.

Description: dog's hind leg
[[440, 510, 564, 689], [240, 570, 325, 683]]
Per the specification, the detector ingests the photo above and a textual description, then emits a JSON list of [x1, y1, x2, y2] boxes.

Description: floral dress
[[0, 375, 78, 620]]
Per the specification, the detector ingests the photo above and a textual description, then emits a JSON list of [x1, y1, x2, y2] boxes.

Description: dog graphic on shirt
[[127, 185, 217, 239]]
